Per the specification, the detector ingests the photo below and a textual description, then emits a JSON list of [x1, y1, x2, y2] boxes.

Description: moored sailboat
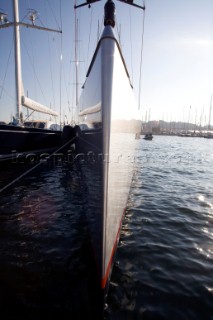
[[73, 0, 144, 304], [0, 0, 62, 162]]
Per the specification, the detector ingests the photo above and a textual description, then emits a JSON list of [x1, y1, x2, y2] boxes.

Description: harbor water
[[0, 136, 213, 319]]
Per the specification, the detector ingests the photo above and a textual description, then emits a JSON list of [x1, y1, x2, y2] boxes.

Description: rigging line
[[86, 5, 93, 70], [97, 16, 104, 41], [22, 23, 60, 116], [46, 0, 61, 30], [69, 2, 77, 122], [26, 0, 30, 8], [0, 38, 13, 101], [22, 39, 47, 105], [78, 17, 88, 85], [47, 32, 56, 110], [44, 1, 58, 116], [0, 161, 43, 194], [70, 52, 76, 123], [115, 16, 120, 44], [21, 14, 38, 101], [97, 20, 100, 43], [129, 6, 134, 86], [43, 0, 55, 110], [37, 2, 61, 31], [74, 3, 79, 106], [138, 0, 146, 110], [61, 61, 71, 118], [0, 87, 16, 102], [22, 0, 31, 22], [67, 52, 75, 120], [118, 23, 121, 47], [59, 0, 62, 128], [24, 30, 37, 100], [0, 135, 77, 195]]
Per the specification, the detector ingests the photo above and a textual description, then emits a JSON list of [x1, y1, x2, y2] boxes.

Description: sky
[[0, 0, 213, 126]]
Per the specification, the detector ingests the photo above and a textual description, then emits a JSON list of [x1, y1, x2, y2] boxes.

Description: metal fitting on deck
[[104, 0, 115, 28]]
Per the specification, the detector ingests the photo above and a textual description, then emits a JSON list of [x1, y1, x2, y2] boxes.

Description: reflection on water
[[0, 136, 213, 319]]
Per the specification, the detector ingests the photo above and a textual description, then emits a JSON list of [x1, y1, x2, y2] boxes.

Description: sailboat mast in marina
[[0, 0, 63, 161], [204, 93, 213, 138]]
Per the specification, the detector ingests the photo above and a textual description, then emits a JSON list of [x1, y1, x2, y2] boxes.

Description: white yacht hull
[[75, 25, 141, 296]]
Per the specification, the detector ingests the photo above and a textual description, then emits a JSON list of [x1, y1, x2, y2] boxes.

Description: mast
[[13, 0, 22, 122], [74, 8, 79, 107], [0, 1, 62, 123], [208, 93, 212, 130]]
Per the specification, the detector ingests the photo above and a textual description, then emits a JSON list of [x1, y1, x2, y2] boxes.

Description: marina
[[0, 0, 213, 319], [0, 0, 62, 161], [0, 0, 144, 316]]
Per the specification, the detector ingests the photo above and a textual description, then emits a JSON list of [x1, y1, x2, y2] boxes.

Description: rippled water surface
[[107, 136, 213, 320], [0, 136, 213, 319]]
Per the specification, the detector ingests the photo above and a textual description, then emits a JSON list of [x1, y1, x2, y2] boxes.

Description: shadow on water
[[0, 241, 95, 319], [0, 238, 104, 319], [0, 160, 105, 319]]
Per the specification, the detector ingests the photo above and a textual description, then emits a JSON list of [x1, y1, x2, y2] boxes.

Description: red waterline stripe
[[101, 207, 126, 289]]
